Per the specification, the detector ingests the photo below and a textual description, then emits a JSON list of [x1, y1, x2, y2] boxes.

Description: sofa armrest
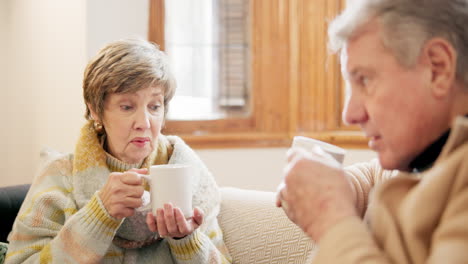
[[218, 187, 316, 264], [0, 184, 30, 243]]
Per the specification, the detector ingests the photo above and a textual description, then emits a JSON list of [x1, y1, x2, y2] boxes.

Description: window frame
[[149, 0, 368, 149]]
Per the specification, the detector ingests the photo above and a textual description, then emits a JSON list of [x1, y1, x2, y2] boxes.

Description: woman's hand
[[276, 148, 357, 242], [99, 168, 147, 219], [146, 204, 204, 239]]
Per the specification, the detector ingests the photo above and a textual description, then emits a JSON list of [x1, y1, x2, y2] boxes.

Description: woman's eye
[[120, 105, 133, 111], [149, 105, 161, 111]]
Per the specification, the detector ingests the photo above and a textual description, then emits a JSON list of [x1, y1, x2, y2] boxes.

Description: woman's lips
[[131, 138, 150, 147]]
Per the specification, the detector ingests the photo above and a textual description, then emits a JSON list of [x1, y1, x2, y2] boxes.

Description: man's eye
[[120, 105, 133, 111], [358, 75, 369, 86]]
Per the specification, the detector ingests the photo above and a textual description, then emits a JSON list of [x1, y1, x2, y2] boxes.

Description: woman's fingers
[[174, 208, 190, 234], [128, 168, 148, 174], [192, 207, 204, 226], [120, 172, 144, 186], [164, 203, 180, 234], [99, 172, 147, 219], [123, 196, 143, 208], [152, 204, 205, 238], [146, 212, 157, 232], [156, 208, 168, 237]]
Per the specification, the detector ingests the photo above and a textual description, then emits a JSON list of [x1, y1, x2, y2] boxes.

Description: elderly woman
[[6, 39, 231, 263]]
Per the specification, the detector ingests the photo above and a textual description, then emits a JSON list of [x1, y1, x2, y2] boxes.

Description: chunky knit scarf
[[71, 121, 173, 249]]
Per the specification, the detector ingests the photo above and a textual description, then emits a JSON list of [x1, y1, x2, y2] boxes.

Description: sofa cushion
[[219, 187, 316, 264]]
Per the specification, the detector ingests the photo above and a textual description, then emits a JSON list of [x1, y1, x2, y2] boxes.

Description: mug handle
[[135, 174, 152, 212], [138, 173, 151, 183]]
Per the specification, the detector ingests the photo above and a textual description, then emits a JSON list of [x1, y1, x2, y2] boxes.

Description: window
[[149, 0, 367, 148], [160, 0, 250, 120]]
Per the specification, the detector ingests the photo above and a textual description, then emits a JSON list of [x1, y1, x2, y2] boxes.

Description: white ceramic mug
[[279, 136, 346, 210], [139, 164, 193, 218], [292, 136, 346, 164]]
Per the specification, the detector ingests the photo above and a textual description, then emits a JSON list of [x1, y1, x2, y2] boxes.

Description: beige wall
[[2, 0, 87, 187], [0, 0, 9, 176], [86, 0, 149, 59], [196, 148, 376, 192], [1, 1, 377, 191]]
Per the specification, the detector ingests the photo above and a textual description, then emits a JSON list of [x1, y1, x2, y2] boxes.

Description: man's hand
[[276, 148, 357, 241]]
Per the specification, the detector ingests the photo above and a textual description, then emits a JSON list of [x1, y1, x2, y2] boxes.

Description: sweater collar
[[409, 114, 468, 173], [72, 121, 171, 175], [408, 129, 450, 173], [100, 134, 144, 172], [105, 152, 144, 172]]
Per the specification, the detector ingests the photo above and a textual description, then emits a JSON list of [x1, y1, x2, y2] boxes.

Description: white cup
[[140, 164, 193, 218], [279, 136, 346, 210], [292, 136, 346, 164]]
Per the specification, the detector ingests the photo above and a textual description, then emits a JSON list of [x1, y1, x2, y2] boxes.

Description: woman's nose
[[134, 109, 151, 130]]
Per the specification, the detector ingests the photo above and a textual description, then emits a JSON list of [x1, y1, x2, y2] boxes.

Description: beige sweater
[[312, 115, 468, 263]]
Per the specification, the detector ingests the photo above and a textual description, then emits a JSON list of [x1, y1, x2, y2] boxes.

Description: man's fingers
[[275, 182, 285, 207]]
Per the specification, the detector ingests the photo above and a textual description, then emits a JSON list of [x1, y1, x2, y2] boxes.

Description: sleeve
[[166, 212, 232, 264], [165, 143, 232, 264], [312, 154, 468, 263], [426, 163, 468, 263], [344, 159, 398, 217], [5, 157, 123, 264], [310, 216, 392, 264]]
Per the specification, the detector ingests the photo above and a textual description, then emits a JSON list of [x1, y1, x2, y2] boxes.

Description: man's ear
[[421, 38, 457, 98], [87, 103, 100, 122]]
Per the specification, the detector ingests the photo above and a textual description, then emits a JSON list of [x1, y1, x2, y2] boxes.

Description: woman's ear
[[422, 38, 457, 98], [87, 103, 100, 122]]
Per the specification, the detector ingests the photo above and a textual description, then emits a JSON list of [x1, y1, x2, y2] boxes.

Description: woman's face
[[97, 85, 165, 164]]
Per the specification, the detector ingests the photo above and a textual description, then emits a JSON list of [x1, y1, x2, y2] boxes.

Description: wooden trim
[[148, 0, 165, 50], [163, 118, 254, 134], [161, 0, 292, 138], [149, 0, 369, 149], [179, 131, 367, 149], [288, 0, 300, 139], [296, 131, 368, 149], [175, 132, 291, 149]]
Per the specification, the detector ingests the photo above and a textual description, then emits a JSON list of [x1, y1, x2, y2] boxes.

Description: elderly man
[[277, 0, 468, 263]]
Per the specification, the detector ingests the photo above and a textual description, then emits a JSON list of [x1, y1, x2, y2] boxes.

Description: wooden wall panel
[[149, 0, 367, 149]]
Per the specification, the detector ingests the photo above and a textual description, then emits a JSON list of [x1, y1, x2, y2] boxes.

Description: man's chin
[[378, 153, 409, 171]]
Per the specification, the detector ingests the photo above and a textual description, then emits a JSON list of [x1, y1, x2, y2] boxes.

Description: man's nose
[[342, 92, 368, 126]]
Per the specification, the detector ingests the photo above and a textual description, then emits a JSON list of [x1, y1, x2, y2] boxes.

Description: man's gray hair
[[328, 0, 468, 85]]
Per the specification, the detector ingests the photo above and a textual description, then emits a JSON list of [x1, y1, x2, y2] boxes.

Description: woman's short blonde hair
[[83, 39, 176, 120]]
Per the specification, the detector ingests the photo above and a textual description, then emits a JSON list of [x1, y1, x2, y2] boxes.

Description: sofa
[[0, 185, 316, 263]]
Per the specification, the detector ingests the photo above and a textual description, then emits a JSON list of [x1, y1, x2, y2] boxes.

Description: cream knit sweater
[[6, 122, 231, 264]]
